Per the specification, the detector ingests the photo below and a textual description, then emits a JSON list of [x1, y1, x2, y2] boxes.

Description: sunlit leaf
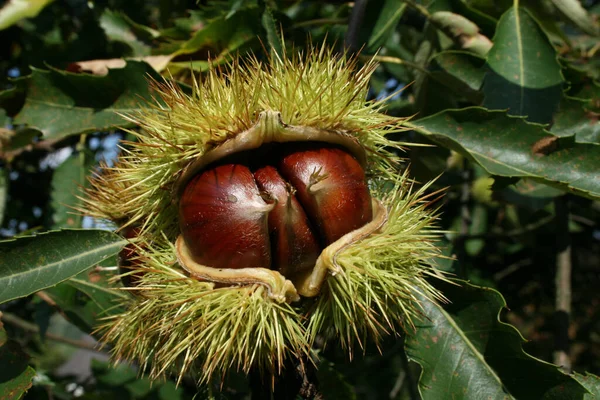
[[0, 230, 127, 304], [409, 107, 600, 199], [0, 0, 53, 31]]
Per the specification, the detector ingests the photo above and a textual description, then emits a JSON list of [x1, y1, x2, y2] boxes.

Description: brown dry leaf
[[70, 55, 173, 76]]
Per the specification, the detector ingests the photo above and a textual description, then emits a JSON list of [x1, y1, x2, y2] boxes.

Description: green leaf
[[0, 321, 35, 400], [552, 96, 600, 144], [51, 151, 92, 229], [13, 61, 162, 139], [366, 1, 408, 52], [405, 281, 588, 399], [316, 360, 357, 400], [0, 230, 127, 304], [99, 9, 152, 57], [483, 7, 563, 123], [573, 372, 600, 398], [431, 51, 486, 92], [408, 107, 600, 199], [174, 7, 261, 59], [550, 0, 599, 37], [261, 6, 283, 59], [0, 0, 54, 31]]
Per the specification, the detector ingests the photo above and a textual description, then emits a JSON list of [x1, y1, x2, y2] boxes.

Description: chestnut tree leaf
[[50, 151, 93, 229], [44, 268, 127, 335], [0, 320, 36, 400], [408, 107, 600, 200], [12, 61, 162, 139], [482, 6, 563, 124], [573, 372, 600, 398], [0, 0, 54, 31], [0, 229, 127, 304], [365, 0, 408, 52], [551, 96, 600, 145], [405, 281, 589, 399]]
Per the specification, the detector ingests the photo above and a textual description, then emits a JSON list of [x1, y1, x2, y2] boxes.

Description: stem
[[553, 196, 571, 372], [363, 55, 430, 75], [456, 160, 471, 279], [293, 18, 347, 28], [399, 339, 419, 400], [344, 0, 369, 52], [250, 357, 323, 400], [0, 312, 103, 353]]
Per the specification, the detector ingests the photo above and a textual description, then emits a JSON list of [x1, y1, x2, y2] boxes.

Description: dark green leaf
[[99, 9, 152, 56], [0, 230, 127, 304], [0, 321, 35, 400], [316, 360, 357, 400], [13, 61, 162, 139], [174, 8, 261, 60], [261, 6, 283, 59], [51, 151, 92, 229], [483, 7, 563, 123], [405, 281, 588, 399], [552, 96, 600, 144], [429, 50, 485, 104], [366, 1, 408, 52], [409, 107, 600, 199]]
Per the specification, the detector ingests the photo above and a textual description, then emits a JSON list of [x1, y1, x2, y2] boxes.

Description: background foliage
[[0, 0, 599, 398]]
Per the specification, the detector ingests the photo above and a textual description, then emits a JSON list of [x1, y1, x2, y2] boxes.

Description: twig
[[0, 136, 65, 161], [361, 55, 430, 74], [344, 0, 369, 52], [0, 312, 103, 353], [456, 160, 471, 279], [553, 196, 572, 372], [397, 338, 419, 400], [293, 18, 347, 28]]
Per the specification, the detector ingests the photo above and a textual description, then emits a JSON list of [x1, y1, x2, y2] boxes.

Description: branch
[[553, 196, 572, 372], [0, 312, 103, 353]]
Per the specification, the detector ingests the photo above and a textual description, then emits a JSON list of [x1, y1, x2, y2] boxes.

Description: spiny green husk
[[308, 173, 447, 354], [85, 45, 403, 234], [88, 44, 447, 385], [100, 240, 309, 384]]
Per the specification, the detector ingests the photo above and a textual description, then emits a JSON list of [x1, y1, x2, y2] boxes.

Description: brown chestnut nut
[[178, 143, 372, 277]]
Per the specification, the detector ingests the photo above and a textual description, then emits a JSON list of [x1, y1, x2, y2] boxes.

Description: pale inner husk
[[175, 198, 388, 302]]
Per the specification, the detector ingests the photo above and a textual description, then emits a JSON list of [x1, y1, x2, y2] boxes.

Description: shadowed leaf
[[0, 321, 35, 400], [13, 61, 162, 139], [405, 281, 588, 399], [483, 7, 563, 123]]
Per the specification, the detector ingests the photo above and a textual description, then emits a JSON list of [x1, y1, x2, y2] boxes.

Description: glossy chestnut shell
[[178, 142, 373, 278]]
